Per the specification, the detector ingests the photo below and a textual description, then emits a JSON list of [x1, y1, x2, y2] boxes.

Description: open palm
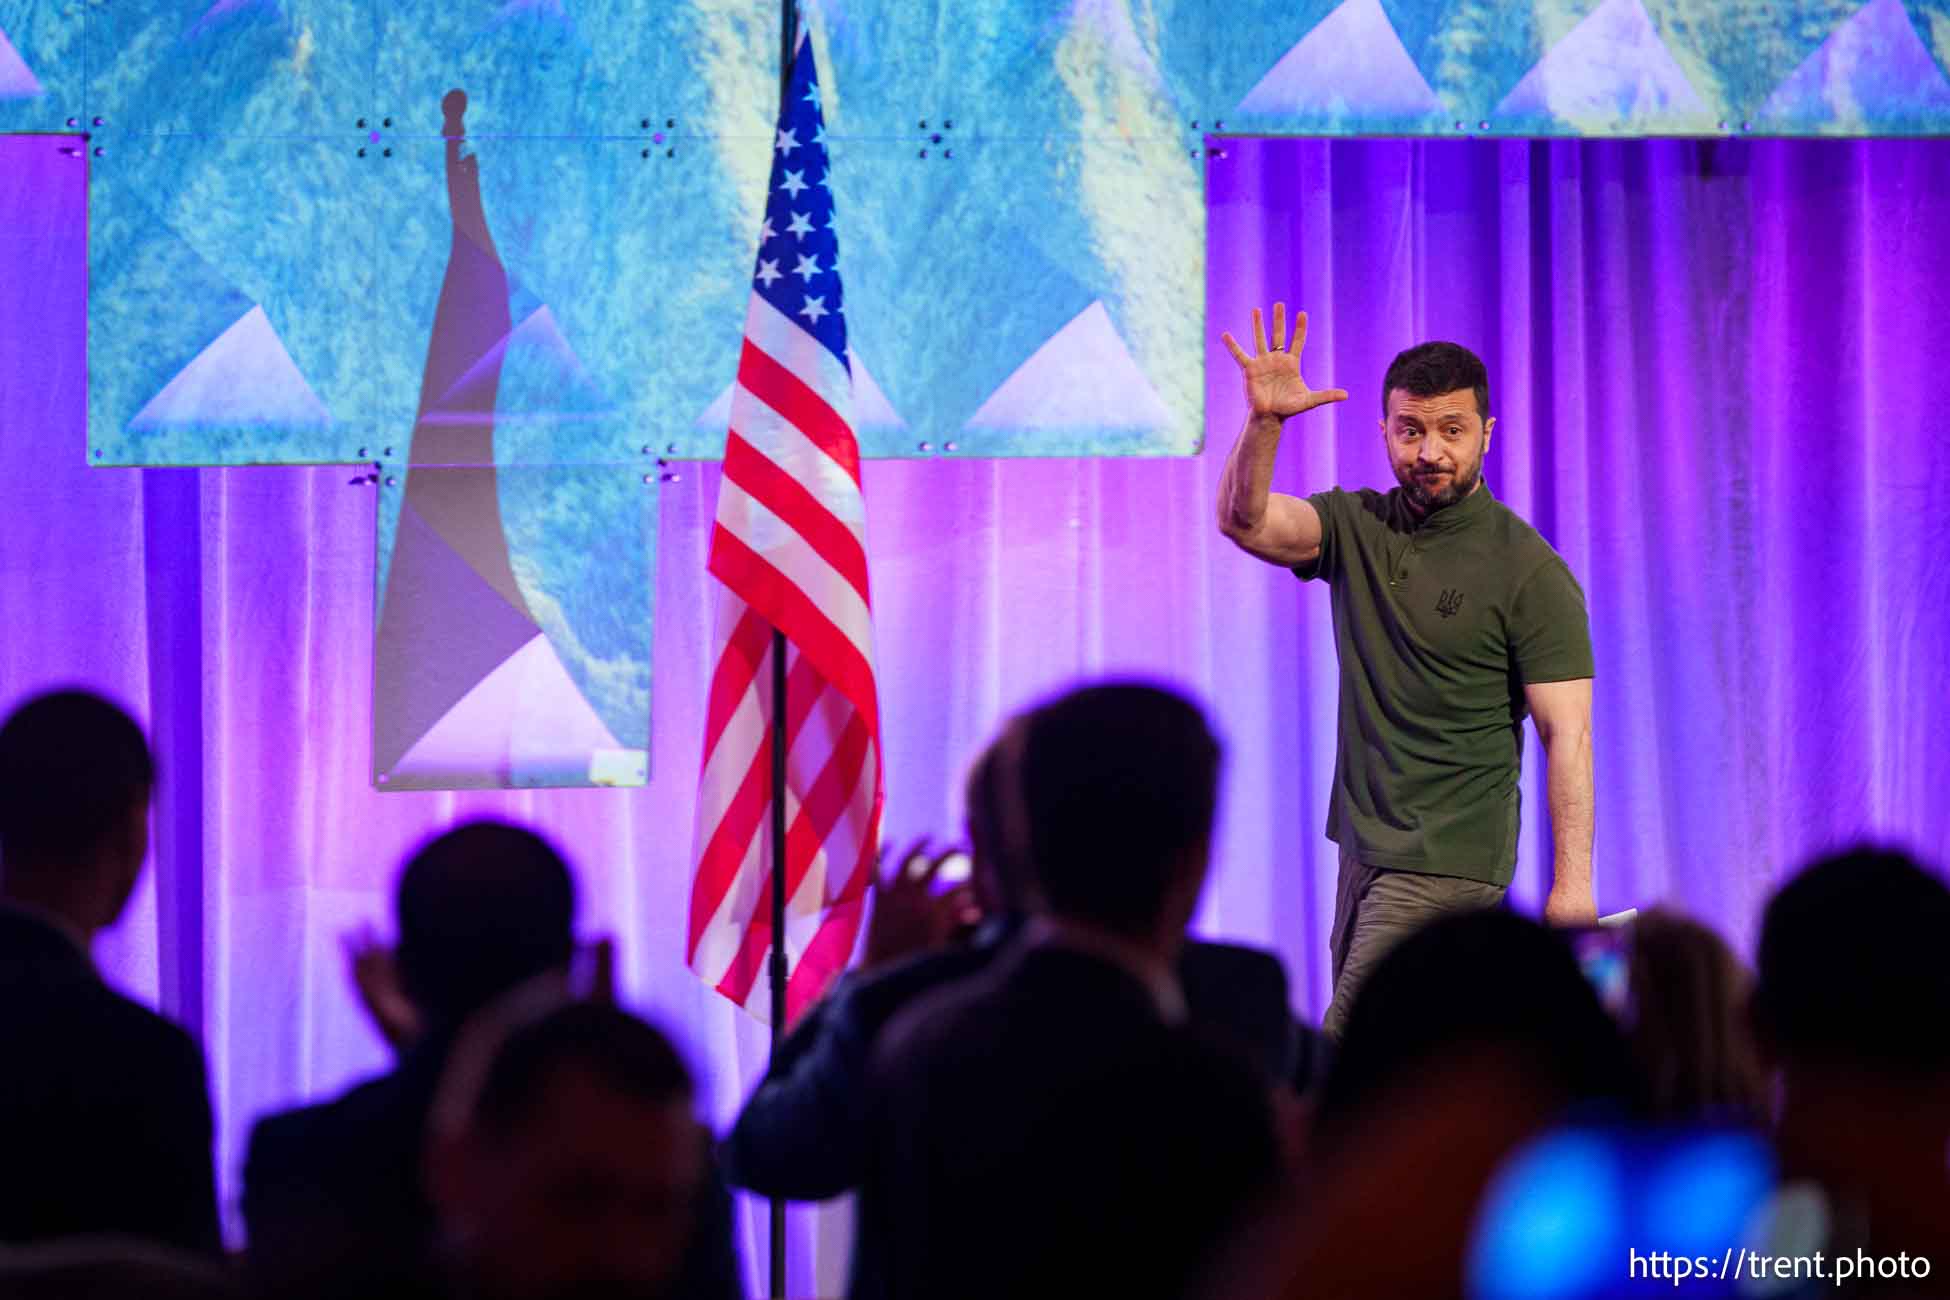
[[1221, 303, 1348, 419]]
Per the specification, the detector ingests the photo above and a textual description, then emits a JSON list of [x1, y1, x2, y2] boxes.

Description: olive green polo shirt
[[1295, 482, 1593, 886]]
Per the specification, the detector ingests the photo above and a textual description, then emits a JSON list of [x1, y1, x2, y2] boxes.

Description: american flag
[[686, 29, 882, 1023]]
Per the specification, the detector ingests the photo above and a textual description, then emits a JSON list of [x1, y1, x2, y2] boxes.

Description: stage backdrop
[[9, 0, 1950, 793], [3, 132, 1947, 1293]]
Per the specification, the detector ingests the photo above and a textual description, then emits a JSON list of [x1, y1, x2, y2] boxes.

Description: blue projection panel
[[821, 136, 1203, 459], [365, 134, 756, 469], [80, 1, 772, 469], [805, 2, 1206, 457], [372, 1, 773, 143], [12, 2, 1950, 141], [372, 463, 655, 790], [87, 135, 377, 467], [0, 0, 82, 132], [84, 0, 375, 136], [76, 1, 1208, 467], [56, 0, 1950, 469]]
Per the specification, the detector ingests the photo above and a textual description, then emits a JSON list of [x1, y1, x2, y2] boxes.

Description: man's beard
[[1401, 458, 1479, 512]]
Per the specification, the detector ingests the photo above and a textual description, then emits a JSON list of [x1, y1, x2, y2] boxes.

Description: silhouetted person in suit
[[0, 689, 222, 1255], [852, 682, 1282, 1300], [1204, 908, 1635, 1300], [244, 820, 743, 1298], [242, 821, 580, 1294], [425, 995, 710, 1300], [1753, 845, 1950, 1269], [1312, 907, 1635, 1149], [722, 723, 1032, 1200], [724, 708, 1308, 1202]]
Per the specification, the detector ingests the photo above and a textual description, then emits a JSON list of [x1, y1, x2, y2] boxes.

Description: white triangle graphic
[[1236, 0, 1439, 119], [391, 633, 632, 788], [693, 347, 905, 432], [129, 305, 332, 431], [427, 304, 612, 423], [496, 304, 611, 414], [1756, 0, 1950, 130], [847, 349, 906, 430], [1495, 0, 1713, 129], [0, 24, 45, 101], [694, 381, 735, 431], [964, 301, 1171, 433]]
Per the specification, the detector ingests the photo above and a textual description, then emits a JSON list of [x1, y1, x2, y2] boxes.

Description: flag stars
[[785, 210, 815, 238], [755, 258, 782, 287], [776, 126, 799, 155], [780, 168, 809, 198], [758, 216, 776, 244], [792, 253, 822, 283], [798, 295, 829, 324], [803, 81, 822, 108]]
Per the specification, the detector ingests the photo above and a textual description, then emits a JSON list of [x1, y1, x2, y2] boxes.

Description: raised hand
[[342, 925, 423, 1052], [1220, 303, 1348, 421], [862, 837, 976, 971]]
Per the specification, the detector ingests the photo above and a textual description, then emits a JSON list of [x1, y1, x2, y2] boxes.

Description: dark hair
[[1382, 341, 1489, 420], [964, 726, 1030, 909], [1318, 909, 1634, 1138], [396, 821, 577, 1027], [1018, 682, 1221, 937], [1627, 907, 1769, 1124], [0, 689, 154, 870], [1755, 845, 1950, 1077], [470, 1000, 692, 1138]]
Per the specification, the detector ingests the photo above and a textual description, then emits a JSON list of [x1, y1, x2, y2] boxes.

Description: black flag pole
[[767, 4, 799, 1293], [768, 623, 789, 1300]]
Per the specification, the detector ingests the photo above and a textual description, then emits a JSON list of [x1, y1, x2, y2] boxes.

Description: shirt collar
[[1400, 478, 1496, 534], [1024, 915, 1187, 1023]]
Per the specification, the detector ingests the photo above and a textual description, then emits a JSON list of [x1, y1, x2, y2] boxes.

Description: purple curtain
[[1207, 136, 1950, 935], [4, 133, 1947, 1294]]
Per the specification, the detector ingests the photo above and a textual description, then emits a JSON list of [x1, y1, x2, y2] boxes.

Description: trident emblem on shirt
[[1435, 589, 1465, 618]]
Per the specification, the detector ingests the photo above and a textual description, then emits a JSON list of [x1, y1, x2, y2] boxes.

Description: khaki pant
[[1321, 848, 1506, 1041]]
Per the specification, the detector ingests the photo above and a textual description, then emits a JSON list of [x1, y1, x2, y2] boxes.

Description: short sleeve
[[1292, 490, 1341, 583], [1510, 557, 1595, 683]]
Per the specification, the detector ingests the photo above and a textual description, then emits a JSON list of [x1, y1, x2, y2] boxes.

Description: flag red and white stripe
[[687, 36, 882, 1023]]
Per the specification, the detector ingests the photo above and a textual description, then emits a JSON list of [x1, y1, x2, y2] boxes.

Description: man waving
[[1216, 303, 1597, 1039]]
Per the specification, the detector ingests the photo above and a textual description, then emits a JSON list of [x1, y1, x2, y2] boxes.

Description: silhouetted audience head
[[1202, 911, 1633, 1300], [395, 821, 576, 1033], [1750, 846, 1950, 1263], [428, 996, 705, 1300], [1018, 681, 1222, 944], [0, 689, 154, 936], [1627, 907, 1769, 1124], [963, 716, 1033, 917], [1754, 844, 1950, 1079], [1317, 908, 1635, 1144]]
